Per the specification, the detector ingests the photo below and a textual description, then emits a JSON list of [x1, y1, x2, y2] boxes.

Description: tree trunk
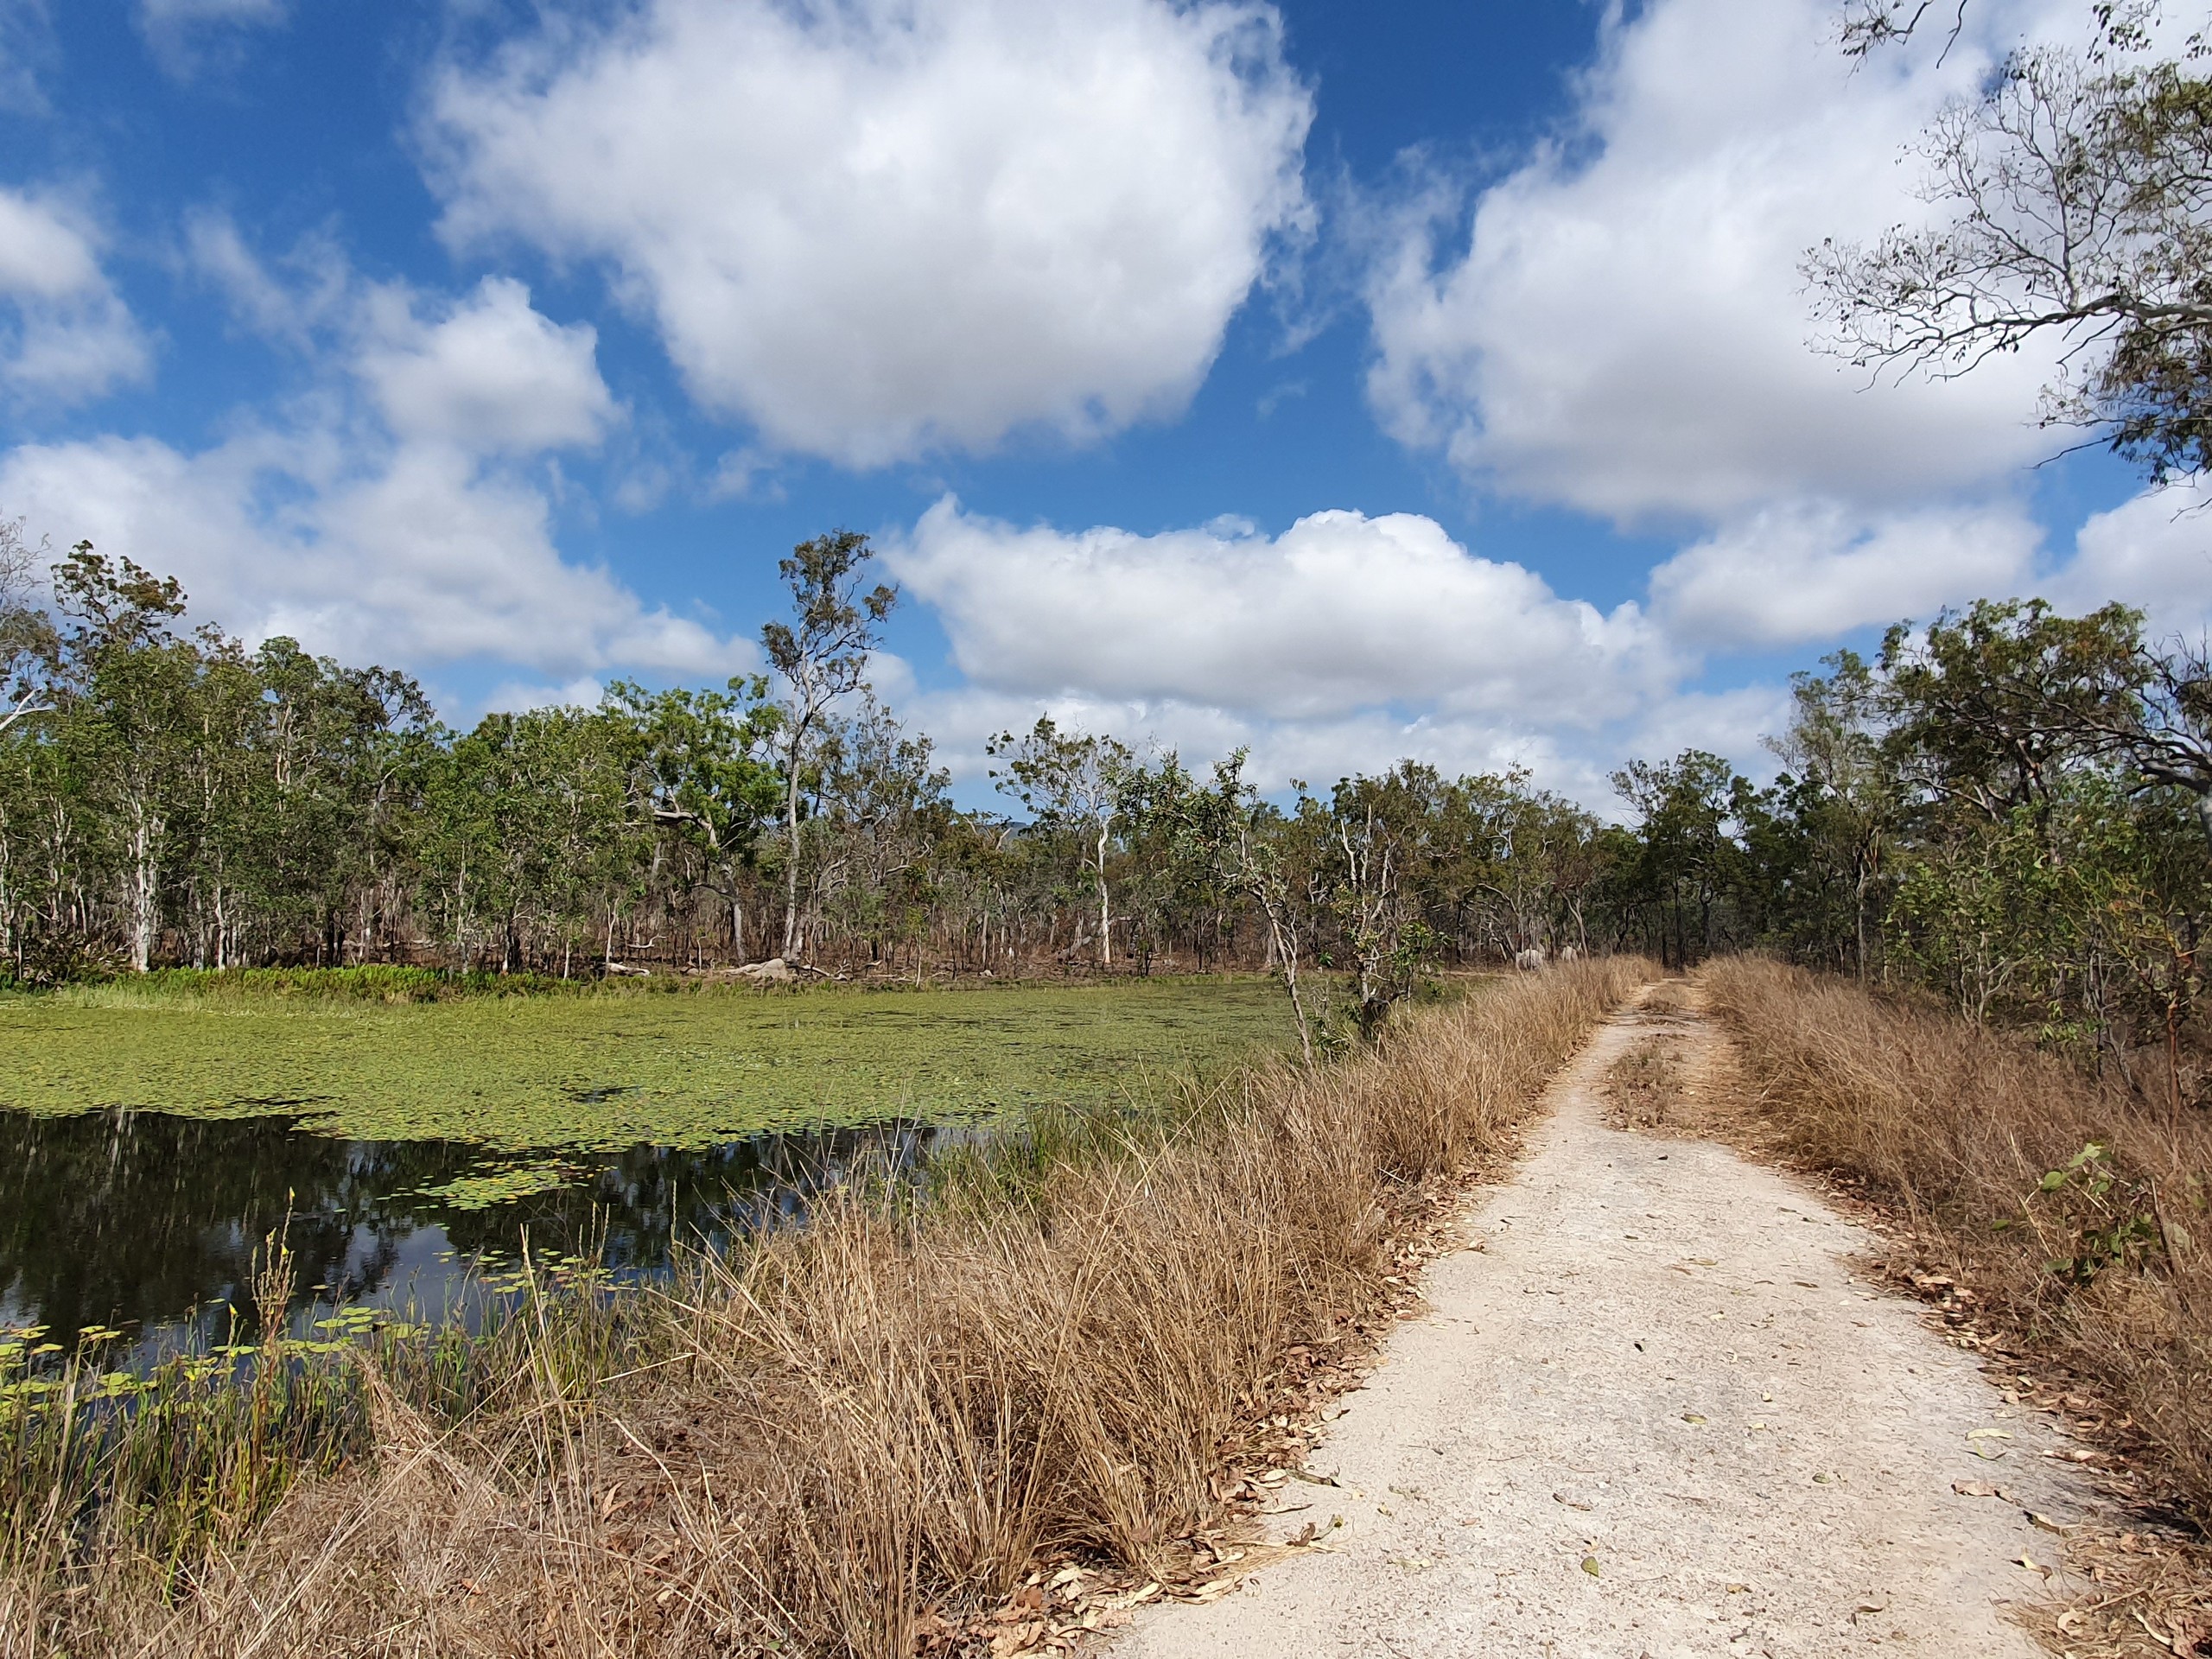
[[128, 804, 159, 974], [783, 769, 802, 958], [1096, 822, 1111, 969], [1853, 855, 1872, 983], [1269, 908, 1313, 1068]]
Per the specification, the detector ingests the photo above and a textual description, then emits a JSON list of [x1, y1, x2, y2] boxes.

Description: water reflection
[[0, 1107, 944, 1347]]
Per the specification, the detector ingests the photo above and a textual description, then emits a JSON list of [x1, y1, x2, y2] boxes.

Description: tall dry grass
[[1702, 957, 2212, 1525], [3, 959, 1642, 1659]]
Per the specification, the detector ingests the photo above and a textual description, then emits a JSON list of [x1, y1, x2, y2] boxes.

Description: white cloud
[[1365, 0, 2077, 523], [0, 188, 101, 299], [889, 497, 1670, 727], [481, 674, 609, 715], [0, 429, 748, 680], [2055, 481, 2212, 639], [0, 188, 149, 402], [1613, 683, 1795, 785], [1649, 500, 2045, 649], [183, 207, 348, 346], [0, 252, 736, 681], [424, 0, 1313, 467], [356, 276, 619, 455], [874, 498, 1872, 803], [137, 0, 287, 77]]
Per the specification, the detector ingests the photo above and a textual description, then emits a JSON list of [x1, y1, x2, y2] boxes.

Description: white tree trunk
[[1096, 822, 1111, 969], [783, 775, 803, 958], [129, 805, 159, 973]]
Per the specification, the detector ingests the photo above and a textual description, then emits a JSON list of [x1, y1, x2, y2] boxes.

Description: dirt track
[[1116, 993, 2091, 1658]]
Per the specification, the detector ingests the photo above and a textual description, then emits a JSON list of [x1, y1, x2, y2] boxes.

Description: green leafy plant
[[2032, 1141, 2167, 1285]]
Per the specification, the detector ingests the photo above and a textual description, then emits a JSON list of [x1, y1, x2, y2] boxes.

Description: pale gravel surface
[[1116, 999, 2092, 1659]]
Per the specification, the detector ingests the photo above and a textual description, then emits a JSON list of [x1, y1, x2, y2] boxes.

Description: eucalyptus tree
[[240, 639, 434, 964], [1610, 751, 1758, 969], [607, 677, 782, 960], [987, 715, 1139, 968], [47, 545, 202, 972], [1766, 652, 1902, 979], [424, 706, 634, 973], [1874, 600, 2150, 826], [1452, 771, 1607, 961], [810, 694, 954, 967], [1170, 750, 1319, 1063], [1317, 764, 1445, 1038], [760, 531, 897, 960], [1814, 7, 2212, 484], [0, 518, 54, 740]]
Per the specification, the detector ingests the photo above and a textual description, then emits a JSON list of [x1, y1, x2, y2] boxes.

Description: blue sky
[[0, 0, 2202, 808]]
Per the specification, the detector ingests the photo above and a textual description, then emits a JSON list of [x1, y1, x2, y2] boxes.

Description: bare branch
[[1807, 48, 2212, 482]]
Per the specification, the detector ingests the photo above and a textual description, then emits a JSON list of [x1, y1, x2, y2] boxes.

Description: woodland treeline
[[0, 518, 2207, 1096]]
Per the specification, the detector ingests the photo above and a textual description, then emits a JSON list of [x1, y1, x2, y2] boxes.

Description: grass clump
[[1701, 957, 2212, 1523], [0, 959, 1643, 1658]]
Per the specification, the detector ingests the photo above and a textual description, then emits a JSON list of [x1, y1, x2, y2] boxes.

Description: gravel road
[[1116, 995, 2089, 1659]]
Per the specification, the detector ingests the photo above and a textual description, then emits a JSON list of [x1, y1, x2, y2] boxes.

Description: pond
[[0, 1106, 945, 1352], [0, 978, 1293, 1351]]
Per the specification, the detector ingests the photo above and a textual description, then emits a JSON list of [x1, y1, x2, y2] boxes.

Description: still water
[[0, 1106, 945, 1350]]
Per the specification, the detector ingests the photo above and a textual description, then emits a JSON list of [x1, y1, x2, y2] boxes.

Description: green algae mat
[[0, 979, 1294, 1152]]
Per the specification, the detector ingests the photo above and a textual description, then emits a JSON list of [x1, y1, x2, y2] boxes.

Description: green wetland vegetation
[[0, 972, 1300, 1351], [0, 972, 1295, 1150]]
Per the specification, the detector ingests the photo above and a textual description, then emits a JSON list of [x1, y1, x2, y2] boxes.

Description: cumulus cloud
[[1649, 500, 2045, 648], [0, 247, 739, 681], [888, 497, 1670, 727], [2053, 482, 2212, 639], [0, 188, 149, 403], [874, 496, 1911, 803], [1365, 0, 2076, 523], [0, 430, 745, 680], [356, 276, 618, 455], [424, 0, 1313, 467]]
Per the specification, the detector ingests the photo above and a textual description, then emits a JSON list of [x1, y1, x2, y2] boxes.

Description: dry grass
[[1601, 985, 1697, 1134], [1602, 1038, 1684, 1132], [1700, 957, 2212, 1656], [3, 959, 1643, 1659]]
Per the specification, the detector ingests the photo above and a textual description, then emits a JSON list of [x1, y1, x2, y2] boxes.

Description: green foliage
[[2027, 1140, 2172, 1287]]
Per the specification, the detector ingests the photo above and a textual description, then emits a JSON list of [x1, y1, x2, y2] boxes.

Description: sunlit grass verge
[[0, 959, 1641, 1658], [1701, 957, 2212, 1525]]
